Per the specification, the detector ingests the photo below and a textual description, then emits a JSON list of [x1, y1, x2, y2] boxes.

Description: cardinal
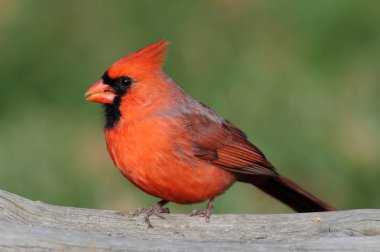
[[85, 40, 335, 227]]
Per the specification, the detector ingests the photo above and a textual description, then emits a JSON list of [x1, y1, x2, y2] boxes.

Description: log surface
[[0, 189, 379, 251]]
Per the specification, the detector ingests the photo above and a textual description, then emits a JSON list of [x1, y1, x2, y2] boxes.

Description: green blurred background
[[0, 0, 379, 214]]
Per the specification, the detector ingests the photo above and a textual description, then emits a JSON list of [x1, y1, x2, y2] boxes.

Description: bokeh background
[[0, 0, 379, 214]]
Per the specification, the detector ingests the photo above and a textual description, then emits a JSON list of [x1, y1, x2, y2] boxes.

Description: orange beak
[[84, 80, 116, 104]]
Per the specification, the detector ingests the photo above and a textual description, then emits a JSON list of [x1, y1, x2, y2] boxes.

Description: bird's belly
[[105, 124, 235, 204], [124, 159, 235, 204]]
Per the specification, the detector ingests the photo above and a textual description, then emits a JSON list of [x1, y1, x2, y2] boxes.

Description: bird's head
[[85, 39, 169, 105], [84, 39, 170, 128]]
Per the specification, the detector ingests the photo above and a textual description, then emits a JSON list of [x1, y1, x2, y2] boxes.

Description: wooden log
[[0, 189, 379, 251]]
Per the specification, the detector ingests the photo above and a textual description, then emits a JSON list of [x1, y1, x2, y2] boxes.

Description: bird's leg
[[131, 199, 170, 228], [190, 198, 215, 223]]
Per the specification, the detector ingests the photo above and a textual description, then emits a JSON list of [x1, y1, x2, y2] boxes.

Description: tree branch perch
[[0, 189, 379, 251]]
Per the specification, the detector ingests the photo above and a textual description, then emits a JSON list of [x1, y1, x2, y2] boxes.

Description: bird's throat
[[104, 96, 122, 129]]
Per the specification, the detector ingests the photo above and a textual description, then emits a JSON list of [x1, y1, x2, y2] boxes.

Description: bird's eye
[[119, 77, 132, 86]]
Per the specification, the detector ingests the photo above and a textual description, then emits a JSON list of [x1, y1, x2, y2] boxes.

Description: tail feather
[[240, 175, 336, 212]]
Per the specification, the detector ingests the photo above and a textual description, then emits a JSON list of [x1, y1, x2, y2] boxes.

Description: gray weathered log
[[0, 189, 379, 251]]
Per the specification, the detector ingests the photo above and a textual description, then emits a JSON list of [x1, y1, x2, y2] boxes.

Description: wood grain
[[0, 189, 379, 251]]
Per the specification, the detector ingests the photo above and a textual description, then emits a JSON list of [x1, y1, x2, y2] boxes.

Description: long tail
[[241, 175, 336, 212]]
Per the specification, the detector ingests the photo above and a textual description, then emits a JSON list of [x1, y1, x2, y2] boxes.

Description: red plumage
[[85, 40, 335, 227]]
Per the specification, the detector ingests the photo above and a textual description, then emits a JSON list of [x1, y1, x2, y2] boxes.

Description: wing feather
[[185, 113, 277, 176]]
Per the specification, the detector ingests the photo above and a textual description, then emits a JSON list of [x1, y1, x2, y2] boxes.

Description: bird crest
[[108, 39, 170, 78]]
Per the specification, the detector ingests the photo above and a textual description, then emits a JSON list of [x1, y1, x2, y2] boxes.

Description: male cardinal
[[85, 40, 335, 227]]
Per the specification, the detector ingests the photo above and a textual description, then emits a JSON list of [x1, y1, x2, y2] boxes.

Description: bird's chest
[[105, 118, 191, 192], [104, 117, 235, 203], [106, 118, 174, 170]]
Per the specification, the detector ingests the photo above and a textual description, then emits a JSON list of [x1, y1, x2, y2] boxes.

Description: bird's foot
[[190, 198, 214, 223], [131, 200, 170, 228]]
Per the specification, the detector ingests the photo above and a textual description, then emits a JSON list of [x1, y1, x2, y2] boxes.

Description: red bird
[[85, 40, 335, 227]]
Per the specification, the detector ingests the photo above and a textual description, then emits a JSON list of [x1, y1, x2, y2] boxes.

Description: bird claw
[[191, 209, 212, 222], [144, 206, 170, 228], [131, 207, 149, 216], [130, 200, 170, 228], [190, 198, 214, 223]]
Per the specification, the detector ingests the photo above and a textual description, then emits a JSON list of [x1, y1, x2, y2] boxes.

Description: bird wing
[[184, 111, 277, 176]]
